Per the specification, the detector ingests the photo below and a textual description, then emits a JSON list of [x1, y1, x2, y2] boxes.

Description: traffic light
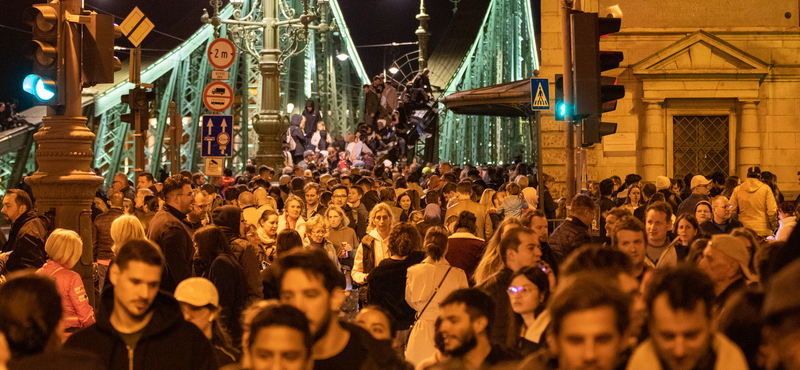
[[571, 12, 625, 145], [554, 74, 567, 121], [82, 12, 121, 87], [22, 3, 61, 104], [120, 86, 155, 131]]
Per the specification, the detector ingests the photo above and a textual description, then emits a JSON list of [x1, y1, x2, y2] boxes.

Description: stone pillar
[[642, 100, 666, 180], [253, 0, 286, 171], [738, 100, 760, 178]]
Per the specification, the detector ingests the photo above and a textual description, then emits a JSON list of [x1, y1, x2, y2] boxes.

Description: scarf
[[424, 203, 441, 222]]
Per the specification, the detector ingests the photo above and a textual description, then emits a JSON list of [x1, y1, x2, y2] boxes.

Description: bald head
[[112, 173, 128, 193]]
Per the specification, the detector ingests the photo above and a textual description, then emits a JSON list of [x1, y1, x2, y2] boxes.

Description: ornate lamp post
[[416, 0, 430, 70], [202, 0, 337, 169]]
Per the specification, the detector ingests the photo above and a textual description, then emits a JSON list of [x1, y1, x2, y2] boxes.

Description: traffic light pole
[[24, 0, 104, 306], [562, 0, 576, 202], [129, 46, 146, 181]]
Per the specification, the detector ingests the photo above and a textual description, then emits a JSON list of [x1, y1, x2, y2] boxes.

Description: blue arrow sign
[[530, 78, 550, 110], [201, 115, 234, 158]]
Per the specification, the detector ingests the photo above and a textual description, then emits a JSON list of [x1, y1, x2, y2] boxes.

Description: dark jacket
[[548, 217, 592, 265], [212, 205, 265, 306], [301, 99, 321, 140], [700, 218, 744, 236], [204, 253, 247, 347], [658, 189, 680, 214], [65, 287, 217, 370], [364, 89, 380, 129], [360, 234, 378, 275], [290, 114, 307, 156], [2, 210, 48, 273], [93, 208, 125, 261], [540, 187, 557, 219], [8, 349, 104, 370], [677, 193, 709, 216], [367, 251, 426, 328], [147, 204, 195, 293], [324, 321, 410, 370], [362, 190, 381, 212], [478, 267, 519, 352]]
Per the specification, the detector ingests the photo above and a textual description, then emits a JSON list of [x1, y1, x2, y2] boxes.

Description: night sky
[[0, 0, 461, 112]]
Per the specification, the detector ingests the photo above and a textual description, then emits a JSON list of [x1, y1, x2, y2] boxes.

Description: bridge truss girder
[[439, 0, 539, 166], [85, 1, 366, 187]]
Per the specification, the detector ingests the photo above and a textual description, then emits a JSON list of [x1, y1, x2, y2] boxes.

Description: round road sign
[[207, 38, 236, 70], [203, 81, 233, 112]]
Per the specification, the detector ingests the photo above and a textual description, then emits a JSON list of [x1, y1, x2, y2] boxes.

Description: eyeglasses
[[507, 286, 533, 295]]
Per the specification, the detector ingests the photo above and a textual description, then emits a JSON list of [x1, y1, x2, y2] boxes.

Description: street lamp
[[336, 52, 349, 61], [389, 63, 399, 75], [202, 0, 338, 169]]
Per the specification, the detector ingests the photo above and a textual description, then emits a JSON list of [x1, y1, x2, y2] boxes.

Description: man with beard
[[277, 248, 407, 370], [65, 240, 217, 370], [627, 267, 749, 370], [478, 227, 547, 351], [0, 189, 48, 273], [434, 288, 520, 369], [147, 174, 196, 293]]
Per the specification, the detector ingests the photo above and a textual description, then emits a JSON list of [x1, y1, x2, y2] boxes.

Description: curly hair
[[387, 222, 422, 257]]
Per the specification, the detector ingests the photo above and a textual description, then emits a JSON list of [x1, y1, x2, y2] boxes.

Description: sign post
[[530, 76, 549, 198]]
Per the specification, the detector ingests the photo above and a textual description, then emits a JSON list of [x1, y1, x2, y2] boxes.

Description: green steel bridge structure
[[0, 0, 538, 198]]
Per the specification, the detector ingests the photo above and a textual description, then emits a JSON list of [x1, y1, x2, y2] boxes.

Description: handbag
[[410, 266, 452, 331]]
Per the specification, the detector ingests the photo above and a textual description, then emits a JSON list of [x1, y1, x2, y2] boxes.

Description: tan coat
[[730, 178, 778, 236], [445, 198, 494, 240]]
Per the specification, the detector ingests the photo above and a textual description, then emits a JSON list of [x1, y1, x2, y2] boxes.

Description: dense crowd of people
[[1, 150, 800, 370], [284, 72, 434, 171]]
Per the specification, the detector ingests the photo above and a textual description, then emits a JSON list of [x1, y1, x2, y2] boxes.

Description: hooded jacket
[[289, 114, 307, 156], [2, 210, 48, 273], [730, 177, 779, 236], [212, 205, 265, 306], [64, 286, 217, 370], [301, 99, 321, 139]]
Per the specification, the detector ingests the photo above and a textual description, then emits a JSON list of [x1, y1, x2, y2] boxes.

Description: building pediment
[[632, 30, 769, 78]]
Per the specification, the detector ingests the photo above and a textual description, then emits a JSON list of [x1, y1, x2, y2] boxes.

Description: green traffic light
[[23, 74, 56, 102]]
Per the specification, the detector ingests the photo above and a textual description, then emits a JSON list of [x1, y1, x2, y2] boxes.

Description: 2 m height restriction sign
[[207, 38, 236, 70], [530, 78, 550, 110]]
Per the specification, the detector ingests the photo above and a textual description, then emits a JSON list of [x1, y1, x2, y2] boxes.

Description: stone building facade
[[539, 0, 800, 200]]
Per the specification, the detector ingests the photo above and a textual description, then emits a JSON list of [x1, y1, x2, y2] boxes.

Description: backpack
[[285, 127, 296, 151]]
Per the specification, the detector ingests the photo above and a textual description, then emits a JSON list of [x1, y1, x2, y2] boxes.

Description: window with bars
[[673, 116, 729, 178]]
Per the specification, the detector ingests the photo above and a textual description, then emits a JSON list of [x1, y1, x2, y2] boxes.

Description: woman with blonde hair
[[110, 215, 146, 254], [36, 229, 95, 341], [352, 202, 395, 285], [304, 214, 341, 269], [473, 217, 524, 285], [277, 195, 306, 239]]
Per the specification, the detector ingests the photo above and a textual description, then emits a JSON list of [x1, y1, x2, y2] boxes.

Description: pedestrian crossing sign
[[530, 78, 550, 110]]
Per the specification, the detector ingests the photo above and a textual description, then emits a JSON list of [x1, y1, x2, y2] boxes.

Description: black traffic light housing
[[554, 74, 566, 121], [120, 86, 155, 131], [22, 3, 61, 105], [571, 12, 625, 146], [82, 12, 121, 87]]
